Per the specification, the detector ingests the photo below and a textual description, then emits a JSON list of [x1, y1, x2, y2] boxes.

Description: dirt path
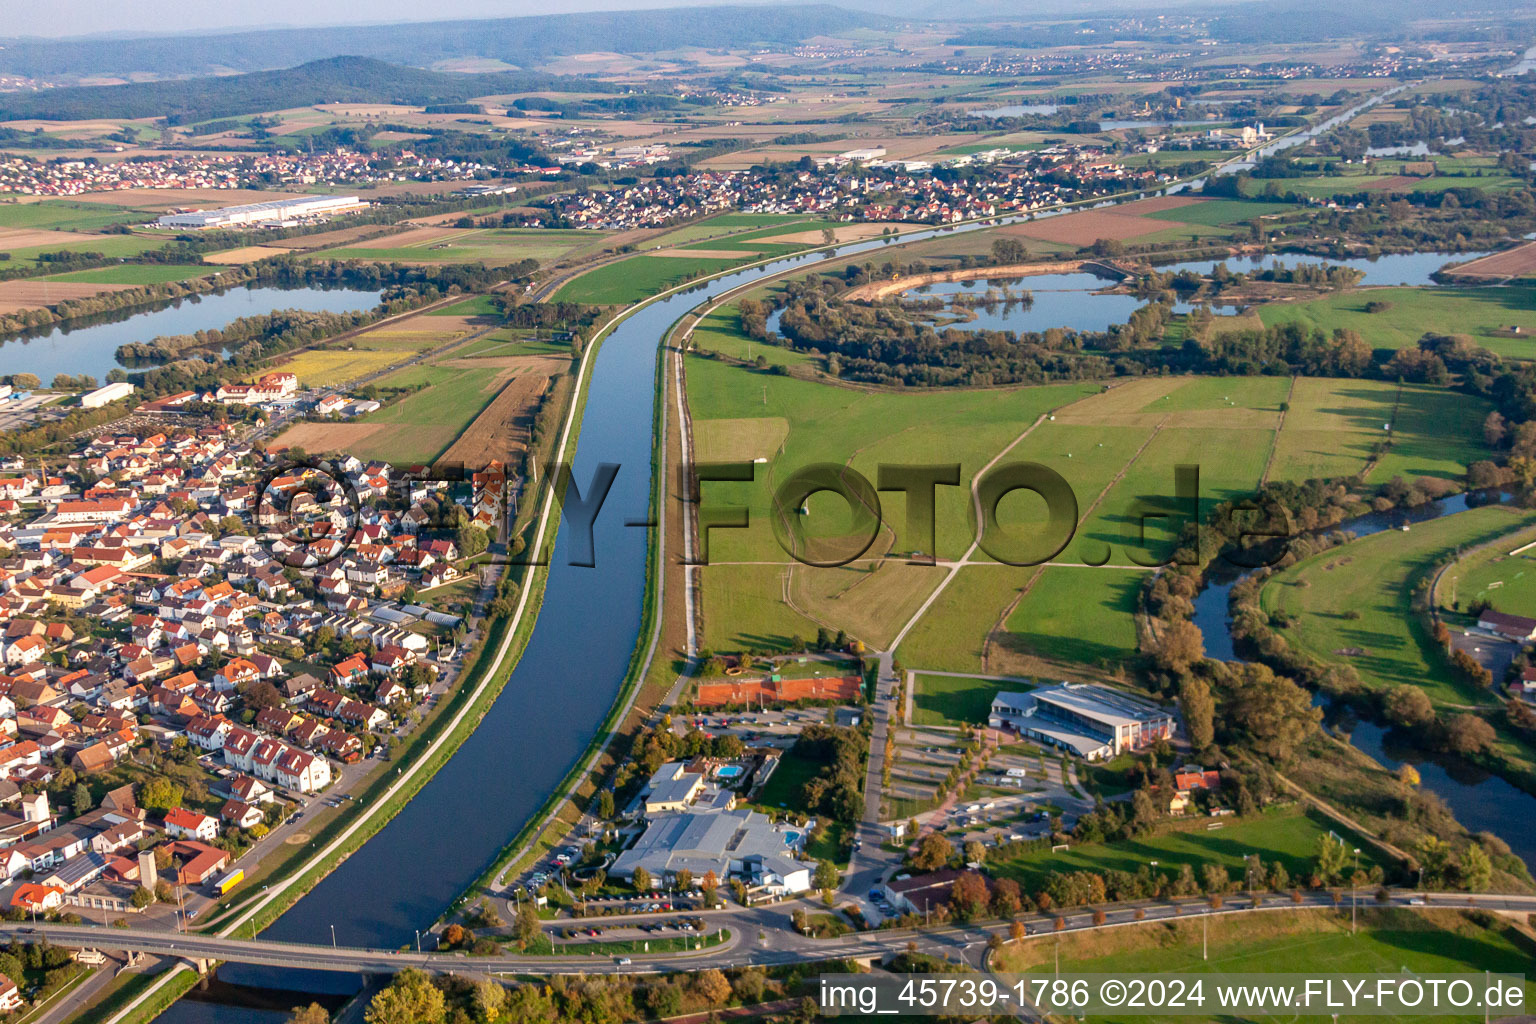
[[1258, 376, 1297, 486]]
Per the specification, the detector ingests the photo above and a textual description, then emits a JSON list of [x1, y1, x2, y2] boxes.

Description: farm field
[[337, 363, 506, 464], [1256, 285, 1536, 360], [270, 347, 404, 388], [911, 673, 1029, 728], [553, 253, 745, 304], [43, 265, 214, 285], [687, 329, 1494, 668], [0, 232, 172, 267], [1437, 521, 1536, 618], [992, 907, 1536, 1024], [310, 226, 605, 265], [648, 213, 818, 246], [1259, 503, 1532, 706], [1144, 197, 1295, 226], [1448, 241, 1536, 281], [987, 806, 1375, 892], [0, 199, 153, 231]]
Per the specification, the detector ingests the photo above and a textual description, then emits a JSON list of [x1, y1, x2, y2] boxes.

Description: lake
[[0, 284, 383, 382]]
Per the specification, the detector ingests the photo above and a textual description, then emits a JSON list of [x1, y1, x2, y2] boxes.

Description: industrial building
[[80, 382, 134, 409], [154, 194, 366, 230], [988, 682, 1176, 760]]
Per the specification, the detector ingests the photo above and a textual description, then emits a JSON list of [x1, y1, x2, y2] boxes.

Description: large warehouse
[[988, 682, 1176, 760], [155, 194, 365, 229]]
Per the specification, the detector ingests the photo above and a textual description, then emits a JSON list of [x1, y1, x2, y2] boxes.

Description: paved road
[[16, 890, 1532, 978]]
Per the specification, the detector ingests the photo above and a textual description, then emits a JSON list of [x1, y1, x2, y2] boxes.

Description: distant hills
[[0, 56, 623, 124], [0, 4, 881, 81]]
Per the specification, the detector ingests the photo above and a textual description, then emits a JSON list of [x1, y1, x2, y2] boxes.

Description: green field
[[1260, 504, 1532, 706], [427, 294, 501, 317], [553, 253, 746, 304], [1002, 567, 1146, 669], [1149, 199, 1296, 226], [989, 806, 1375, 892], [911, 674, 1028, 727], [348, 363, 506, 463], [317, 227, 601, 265], [651, 213, 816, 246], [994, 907, 1536, 1024], [1257, 285, 1536, 360], [3, 233, 174, 267], [44, 264, 213, 285], [1436, 521, 1536, 619], [0, 200, 149, 232]]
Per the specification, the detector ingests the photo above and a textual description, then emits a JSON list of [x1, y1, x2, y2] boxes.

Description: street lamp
[[330, 924, 337, 948], [1351, 848, 1361, 935]]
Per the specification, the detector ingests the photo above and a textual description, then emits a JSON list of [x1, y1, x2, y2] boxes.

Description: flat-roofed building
[[988, 682, 1175, 760], [611, 808, 810, 895], [156, 195, 365, 229]]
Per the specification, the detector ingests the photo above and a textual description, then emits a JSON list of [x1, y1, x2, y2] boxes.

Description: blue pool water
[[716, 764, 744, 779]]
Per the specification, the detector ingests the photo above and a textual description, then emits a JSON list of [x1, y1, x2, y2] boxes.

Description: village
[[0, 409, 494, 928]]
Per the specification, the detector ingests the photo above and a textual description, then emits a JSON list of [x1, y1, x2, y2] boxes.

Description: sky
[[5, 0, 732, 40]]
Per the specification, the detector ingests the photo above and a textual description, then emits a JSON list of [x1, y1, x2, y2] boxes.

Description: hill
[[0, 57, 614, 124], [0, 5, 880, 81]]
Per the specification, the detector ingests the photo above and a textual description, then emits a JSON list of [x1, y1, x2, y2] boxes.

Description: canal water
[[1189, 492, 1536, 871], [0, 284, 383, 382]]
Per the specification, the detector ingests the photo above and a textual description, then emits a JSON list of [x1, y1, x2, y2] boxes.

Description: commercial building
[[81, 382, 134, 409], [988, 682, 1176, 760], [611, 808, 810, 895], [155, 194, 365, 230]]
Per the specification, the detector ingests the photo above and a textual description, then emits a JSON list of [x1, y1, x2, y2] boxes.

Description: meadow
[[911, 673, 1030, 727], [553, 253, 746, 304], [0, 199, 152, 231], [1256, 285, 1536, 360], [44, 264, 215, 285], [1144, 198, 1295, 227], [346, 362, 507, 464], [992, 907, 1536, 1024], [1259, 504, 1531, 706], [313, 227, 603, 265], [987, 806, 1375, 892]]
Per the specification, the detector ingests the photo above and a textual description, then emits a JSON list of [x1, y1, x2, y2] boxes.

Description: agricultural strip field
[[1143, 197, 1295, 226], [268, 311, 484, 388], [42, 265, 215, 285], [993, 906, 1536, 1024], [987, 806, 1376, 892], [0, 232, 176, 267], [686, 324, 1493, 670], [1449, 241, 1536, 281], [307, 226, 607, 265], [1256, 285, 1536, 360], [1259, 503, 1532, 707]]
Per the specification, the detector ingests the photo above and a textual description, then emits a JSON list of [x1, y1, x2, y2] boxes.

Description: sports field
[[987, 806, 1375, 892], [1257, 285, 1536, 360], [992, 907, 1536, 1024], [1260, 504, 1532, 706], [1435, 521, 1536, 619]]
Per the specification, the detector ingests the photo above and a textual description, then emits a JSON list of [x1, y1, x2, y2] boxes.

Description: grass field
[[348, 363, 506, 464], [553, 253, 745, 304], [315, 227, 602, 265], [1437, 521, 1536, 618], [1260, 504, 1532, 706], [650, 213, 816, 246], [0, 200, 150, 232], [1257, 285, 1536, 360], [1145, 198, 1295, 226], [687, 319, 1493, 668], [44, 264, 214, 285], [911, 674, 1029, 727], [427, 294, 501, 317], [993, 907, 1536, 1024], [3, 233, 173, 267], [989, 806, 1374, 892]]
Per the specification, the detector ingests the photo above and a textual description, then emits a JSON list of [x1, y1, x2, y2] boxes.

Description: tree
[[632, 866, 652, 892], [674, 868, 694, 892], [949, 871, 990, 920], [1315, 832, 1349, 885], [1397, 763, 1421, 788], [138, 777, 183, 814], [911, 833, 953, 872], [1180, 677, 1215, 750], [288, 1005, 329, 1024], [813, 860, 840, 891], [512, 900, 540, 951], [365, 970, 445, 1024], [694, 968, 732, 1005], [992, 877, 1022, 917], [72, 783, 92, 816], [1201, 863, 1230, 894], [1149, 619, 1205, 676], [129, 887, 154, 909], [963, 839, 987, 865], [1384, 685, 1435, 729], [701, 869, 720, 904], [1460, 842, 1492, 892], [470, 980, 506, 1024], [1216, 662, 1320, 760], [596, 790, 615, 820], [1444, 714, 1496, 755], [991, 238, 1027, 265]]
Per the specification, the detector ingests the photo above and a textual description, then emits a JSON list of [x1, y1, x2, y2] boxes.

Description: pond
[[0, 284, 384, 382]]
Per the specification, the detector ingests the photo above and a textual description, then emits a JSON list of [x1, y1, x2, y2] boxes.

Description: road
[[16, 890, 1536, 978]]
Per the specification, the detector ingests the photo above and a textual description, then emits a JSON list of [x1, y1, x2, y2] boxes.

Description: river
[[1189, 492, 1536, 872], [0, 284, 383, 382]]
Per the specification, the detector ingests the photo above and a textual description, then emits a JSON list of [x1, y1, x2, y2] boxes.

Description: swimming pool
[[782, 829, 802, 847], [715, 764, 744, 779]]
